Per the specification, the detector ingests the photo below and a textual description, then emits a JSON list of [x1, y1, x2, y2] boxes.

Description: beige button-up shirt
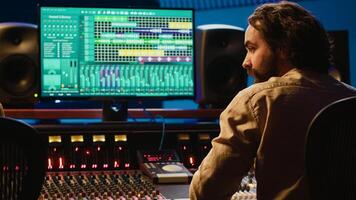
[[190, 68, 356, 200]]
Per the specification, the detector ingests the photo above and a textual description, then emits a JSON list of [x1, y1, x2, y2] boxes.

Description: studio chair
[[0, 117, 46, 200], [305, 96, 356, 200]]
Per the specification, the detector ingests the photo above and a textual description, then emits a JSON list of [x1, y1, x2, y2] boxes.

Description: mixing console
[[35, 122, 220, 171], [38, 170, 257, 200], [39, 170, 166, 200], [32, 122, 257, 199]]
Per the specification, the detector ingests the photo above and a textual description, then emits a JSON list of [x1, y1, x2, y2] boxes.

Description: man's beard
[[250, 55, 278, 83]]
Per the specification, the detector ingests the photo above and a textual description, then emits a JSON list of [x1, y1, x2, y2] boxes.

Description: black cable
[[155, 114, 166, 150], [138, 101, 166, 150]]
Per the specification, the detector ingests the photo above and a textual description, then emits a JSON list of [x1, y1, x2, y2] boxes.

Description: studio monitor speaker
[[196, 24, 247, 108], [0, 22, 39, 107]]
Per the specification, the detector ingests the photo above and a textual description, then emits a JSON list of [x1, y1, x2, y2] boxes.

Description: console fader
[[39, 170, 166, 200]]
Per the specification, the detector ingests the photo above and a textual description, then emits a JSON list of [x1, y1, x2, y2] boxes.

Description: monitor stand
[[102, 100, 128, 122]]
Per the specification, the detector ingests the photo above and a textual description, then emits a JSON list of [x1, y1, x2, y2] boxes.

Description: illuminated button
[[49, 136, 62, 143], [71, 135, 84, 142], [115, 135, 127, 142], [93, 135, 105, 142], [161, 164, 183, 172], [178, 134, 190, 141], [198, 134, 210, 140]]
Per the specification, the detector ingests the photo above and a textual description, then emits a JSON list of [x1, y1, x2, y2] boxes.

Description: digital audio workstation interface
[[40, 6, 195, 98]]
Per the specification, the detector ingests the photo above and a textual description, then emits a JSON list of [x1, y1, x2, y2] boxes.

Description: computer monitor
[[39, 5, 195, 120]]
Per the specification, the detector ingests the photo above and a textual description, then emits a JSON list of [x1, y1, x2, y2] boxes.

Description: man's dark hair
[[248, 1, 331, 73]]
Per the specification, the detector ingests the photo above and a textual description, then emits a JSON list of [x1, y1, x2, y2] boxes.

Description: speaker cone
[[0, 54, 36, 96]]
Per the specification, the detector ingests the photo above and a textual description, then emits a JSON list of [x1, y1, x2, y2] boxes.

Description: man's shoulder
[[227, 80, 289, 109], [238, 79, 294, 99], [236, 70, 356, 104]]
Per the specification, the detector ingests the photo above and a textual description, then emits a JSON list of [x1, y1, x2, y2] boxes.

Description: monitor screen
[[39, 5, 195, 100]]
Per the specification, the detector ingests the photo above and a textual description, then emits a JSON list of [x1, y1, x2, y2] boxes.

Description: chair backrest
[[305, 96, 356, 200], [0, 117, 46, 200]]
